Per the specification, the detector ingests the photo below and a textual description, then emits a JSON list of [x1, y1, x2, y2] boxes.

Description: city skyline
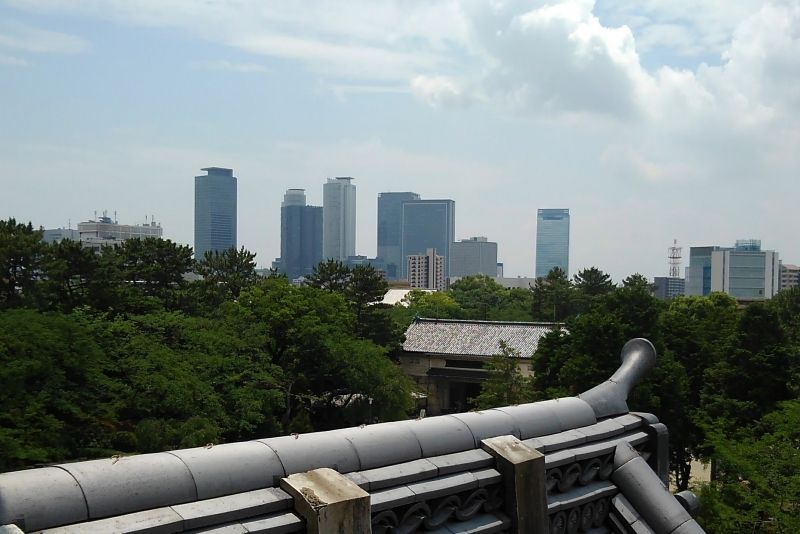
[[3, 2, 799, 280]]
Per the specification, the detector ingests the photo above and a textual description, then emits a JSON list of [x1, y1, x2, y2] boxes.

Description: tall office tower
[[450, 237, 499, 278], [400, 199, 455, 279], [377, 192, 421, 279], [407, 248, 445, 290], [194, 167, 237, 259], [322, 177, 356, 261], [280, 189, 323, 280], [535, 208, 570, 278]]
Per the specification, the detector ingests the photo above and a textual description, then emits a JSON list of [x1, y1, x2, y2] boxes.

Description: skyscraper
[[535, 208, 570, 278], [450, 237, 498, 278], [400, 199, 455, 279], [194, 167, 237, 259], [279, 189, 323, 280], [323, 177, 356, 261], [377, 192, 420, 279]]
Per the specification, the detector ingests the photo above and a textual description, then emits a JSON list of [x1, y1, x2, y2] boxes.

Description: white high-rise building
[[323, 177, 356, 261]]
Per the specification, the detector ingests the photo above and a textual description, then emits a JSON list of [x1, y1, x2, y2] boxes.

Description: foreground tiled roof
[[0, 339, 705, 534], [402, 318, 559, 358]]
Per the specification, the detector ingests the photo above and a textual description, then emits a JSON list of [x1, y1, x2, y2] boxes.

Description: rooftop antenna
[[114, 211, 117, 224], [668, 239, 682, 278]]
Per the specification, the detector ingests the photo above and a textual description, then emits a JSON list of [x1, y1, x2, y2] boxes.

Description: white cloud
[[193, 60, 269, 73], [0, 53, 29, 66], [0, 20, 87, 54], [410, 75, 470, 107]]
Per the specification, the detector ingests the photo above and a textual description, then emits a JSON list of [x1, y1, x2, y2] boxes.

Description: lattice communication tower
[[668, 239, 682, 278]]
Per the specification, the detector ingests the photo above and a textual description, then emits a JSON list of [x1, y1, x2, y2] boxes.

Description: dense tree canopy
[[1, 219, 798, 531]]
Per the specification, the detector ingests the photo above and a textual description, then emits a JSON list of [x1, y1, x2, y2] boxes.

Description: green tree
[[531, 267, 574, 321], [306, 259, 350, 292], [0, 219, 45, 309], [194, 247, 258, 308], [472, 341, 534, 409], [573, 267, 615, 297], [698, 400, 800, 533], [0, 309, 113, 469], [448, 275, 506, 320]]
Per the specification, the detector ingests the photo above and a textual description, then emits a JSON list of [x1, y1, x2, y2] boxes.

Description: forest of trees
[[2, 218, 798, 532]]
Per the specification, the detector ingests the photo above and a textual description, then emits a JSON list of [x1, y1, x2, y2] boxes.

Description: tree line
[[0, 219, 411, 470], [2, 218, 797, 531]]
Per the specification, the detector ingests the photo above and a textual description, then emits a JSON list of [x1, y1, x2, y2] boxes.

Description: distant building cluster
[[38, 165, 798, 302], [42, 211, 162, 251]]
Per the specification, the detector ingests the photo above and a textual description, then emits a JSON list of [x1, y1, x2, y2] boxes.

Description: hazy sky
[[2, 1, 798, 280]]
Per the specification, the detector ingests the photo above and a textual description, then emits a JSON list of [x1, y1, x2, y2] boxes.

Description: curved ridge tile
[[342, 422, 422, 470], [0, 467, 88, 532], [393, 415, 475, 457], [258, 429, 361, 475], [58, 452, 197, 520], [495, 402, 562, 439], [169, 441, 286, 499], [449, 409, 521, 446]]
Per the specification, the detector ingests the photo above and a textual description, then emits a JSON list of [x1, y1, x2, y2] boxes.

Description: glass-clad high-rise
[[323, 177, 356, 261], [280, 189, 322, 280], [377, 192, 420, 279], [535, 208, 570, 278], [194, 167, 237, 259], [400, 199, 455, 279]]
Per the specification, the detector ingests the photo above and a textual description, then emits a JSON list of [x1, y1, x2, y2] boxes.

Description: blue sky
[[2, 1, 798, 279]]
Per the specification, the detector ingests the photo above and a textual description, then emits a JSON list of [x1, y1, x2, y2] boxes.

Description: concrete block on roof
[[0, 525, 24, 534], [0, 467, 88, 532], [168, 442, 285, 500], [481, 435, 548, 534], [239, 512, 304, 533], [259, 430, 360, 475], [359, 458, 437, 491], [428, 449, 494, 475], [341, 422, 422, 470], [57, 453, 197, 520], [38, 506, 183, 534], [394, 416, 475, 457], [493, 403, 562, 440], [280, 468, 370, 534], [449, 410, 521, 446], [171, 487, 291, 530]]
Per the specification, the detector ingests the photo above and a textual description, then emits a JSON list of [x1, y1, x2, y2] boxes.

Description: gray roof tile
[[402, 318, 560, 358]]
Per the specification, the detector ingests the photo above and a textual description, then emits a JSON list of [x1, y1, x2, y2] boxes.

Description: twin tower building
[[195, 168, 570, 284], [275, 181, 461, 284]]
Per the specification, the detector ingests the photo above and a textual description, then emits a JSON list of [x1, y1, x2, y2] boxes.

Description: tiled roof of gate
[[402, 318, 560, 358]]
